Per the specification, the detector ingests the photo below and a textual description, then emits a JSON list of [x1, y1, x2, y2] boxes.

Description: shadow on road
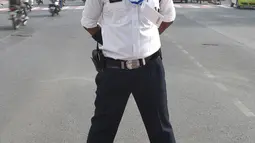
[[235, 8, 255, 10], [0, 25, 14, 31], [28, 14, 51, 18]]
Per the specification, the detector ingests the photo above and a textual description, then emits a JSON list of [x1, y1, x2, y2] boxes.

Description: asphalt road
[[0, 1, 255, 143]]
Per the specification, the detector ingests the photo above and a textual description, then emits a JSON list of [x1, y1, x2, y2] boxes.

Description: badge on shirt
[[129, 0, 143, 5], [109, 0, 122, 3]]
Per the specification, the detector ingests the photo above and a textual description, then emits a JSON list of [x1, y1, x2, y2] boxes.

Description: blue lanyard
[[129, 0, 143, 5]]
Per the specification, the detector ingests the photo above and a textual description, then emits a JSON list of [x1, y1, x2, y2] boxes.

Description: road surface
[[0, 1, 255, 143]]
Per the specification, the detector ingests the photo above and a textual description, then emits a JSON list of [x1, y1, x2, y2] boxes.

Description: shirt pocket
[[139, 0, 160, 28], [103, 0, 130, 26]]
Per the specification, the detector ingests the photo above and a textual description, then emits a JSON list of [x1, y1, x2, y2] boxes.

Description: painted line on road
[[172, 41, 255, 118], [204, 71, 216, 79], [175, 43, 217, 79], [32, 6, 40, 10], [62, 6, 70, 10], [174, 4, 182, 8], [0, 7, 7, 11], [214, 82, 228, 92], [189, 5, 200, 8], [182, 49, 189, 54], [233, 98, 255, 117], [41, 7, 49, 10], [176, 44, 183, 50], [189, 56, 195, 60], [200, 5, 213, 8], [195, 61, 203, 68], [75, 6, 84, 10], [218, 5, 232, 8]]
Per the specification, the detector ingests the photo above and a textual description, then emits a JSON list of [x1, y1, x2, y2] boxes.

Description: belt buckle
[[126, 60, 140, 69]]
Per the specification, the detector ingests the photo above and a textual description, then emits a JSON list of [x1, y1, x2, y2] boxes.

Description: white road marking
[[195, 61, 203, 68], [204, 71, 216, 78], [175, 42, 218, 79], [233, 98, 255, 117], [32, 6, 40, 10], [174, 4, 182, 8], [214, 82, 228, 91], [182, 49, 189, 54], [218, 5, 232, 8], [176, 45, 183, 49], [189, 56, 195, 60], [62, 6, 70, 10], [41, 7, 49, 10], [75, 6, 84, 10], [40, 77, 94, 83], [172, 41, 255, 118], [0, 8, 8, 11], [200, 5, 214, 8], [190, 5, 200, 8]]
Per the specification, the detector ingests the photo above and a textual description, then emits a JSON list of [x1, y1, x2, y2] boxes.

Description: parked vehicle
[[230, 0, 255, 8]]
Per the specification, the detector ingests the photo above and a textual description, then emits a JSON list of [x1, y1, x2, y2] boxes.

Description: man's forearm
[[158, 21, 174, 35], [83, 25, 101, 36], [83, 25, 103, 45]]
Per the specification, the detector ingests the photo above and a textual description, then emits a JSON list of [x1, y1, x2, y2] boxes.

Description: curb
[[208, 1, 221, 5]]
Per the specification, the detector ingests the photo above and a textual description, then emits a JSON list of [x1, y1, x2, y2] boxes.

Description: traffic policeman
[[81, 0, 176, 142]]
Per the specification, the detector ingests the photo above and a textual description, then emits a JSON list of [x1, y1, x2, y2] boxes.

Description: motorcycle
[[9, 5, 28, 30], [48, 0, 61, 16]]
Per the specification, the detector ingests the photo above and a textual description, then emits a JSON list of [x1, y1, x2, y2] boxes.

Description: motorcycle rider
[[54, 0, 63, 9], [9, 0, 29, 20], [57, 0, 63, 8], [28, 0, 34, 6]]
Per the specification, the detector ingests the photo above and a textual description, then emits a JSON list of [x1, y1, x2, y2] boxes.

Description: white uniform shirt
[[81, 0, 176, 60]]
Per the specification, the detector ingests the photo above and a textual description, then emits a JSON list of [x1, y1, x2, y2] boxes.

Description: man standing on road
[[81, 0, 176, 142]]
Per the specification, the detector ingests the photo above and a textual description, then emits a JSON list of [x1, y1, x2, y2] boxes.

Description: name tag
[[140, 2, 164, 27], [109, 0, 122, 3]]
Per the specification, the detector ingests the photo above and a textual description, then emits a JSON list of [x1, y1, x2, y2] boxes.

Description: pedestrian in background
[[81, 0, 176, 142]]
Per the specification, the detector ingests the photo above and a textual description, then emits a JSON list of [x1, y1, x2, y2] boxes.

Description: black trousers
[[87, 57, 176, 143]]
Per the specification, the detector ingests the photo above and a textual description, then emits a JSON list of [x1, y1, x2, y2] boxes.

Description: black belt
[[105, 50, 161, 70]]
